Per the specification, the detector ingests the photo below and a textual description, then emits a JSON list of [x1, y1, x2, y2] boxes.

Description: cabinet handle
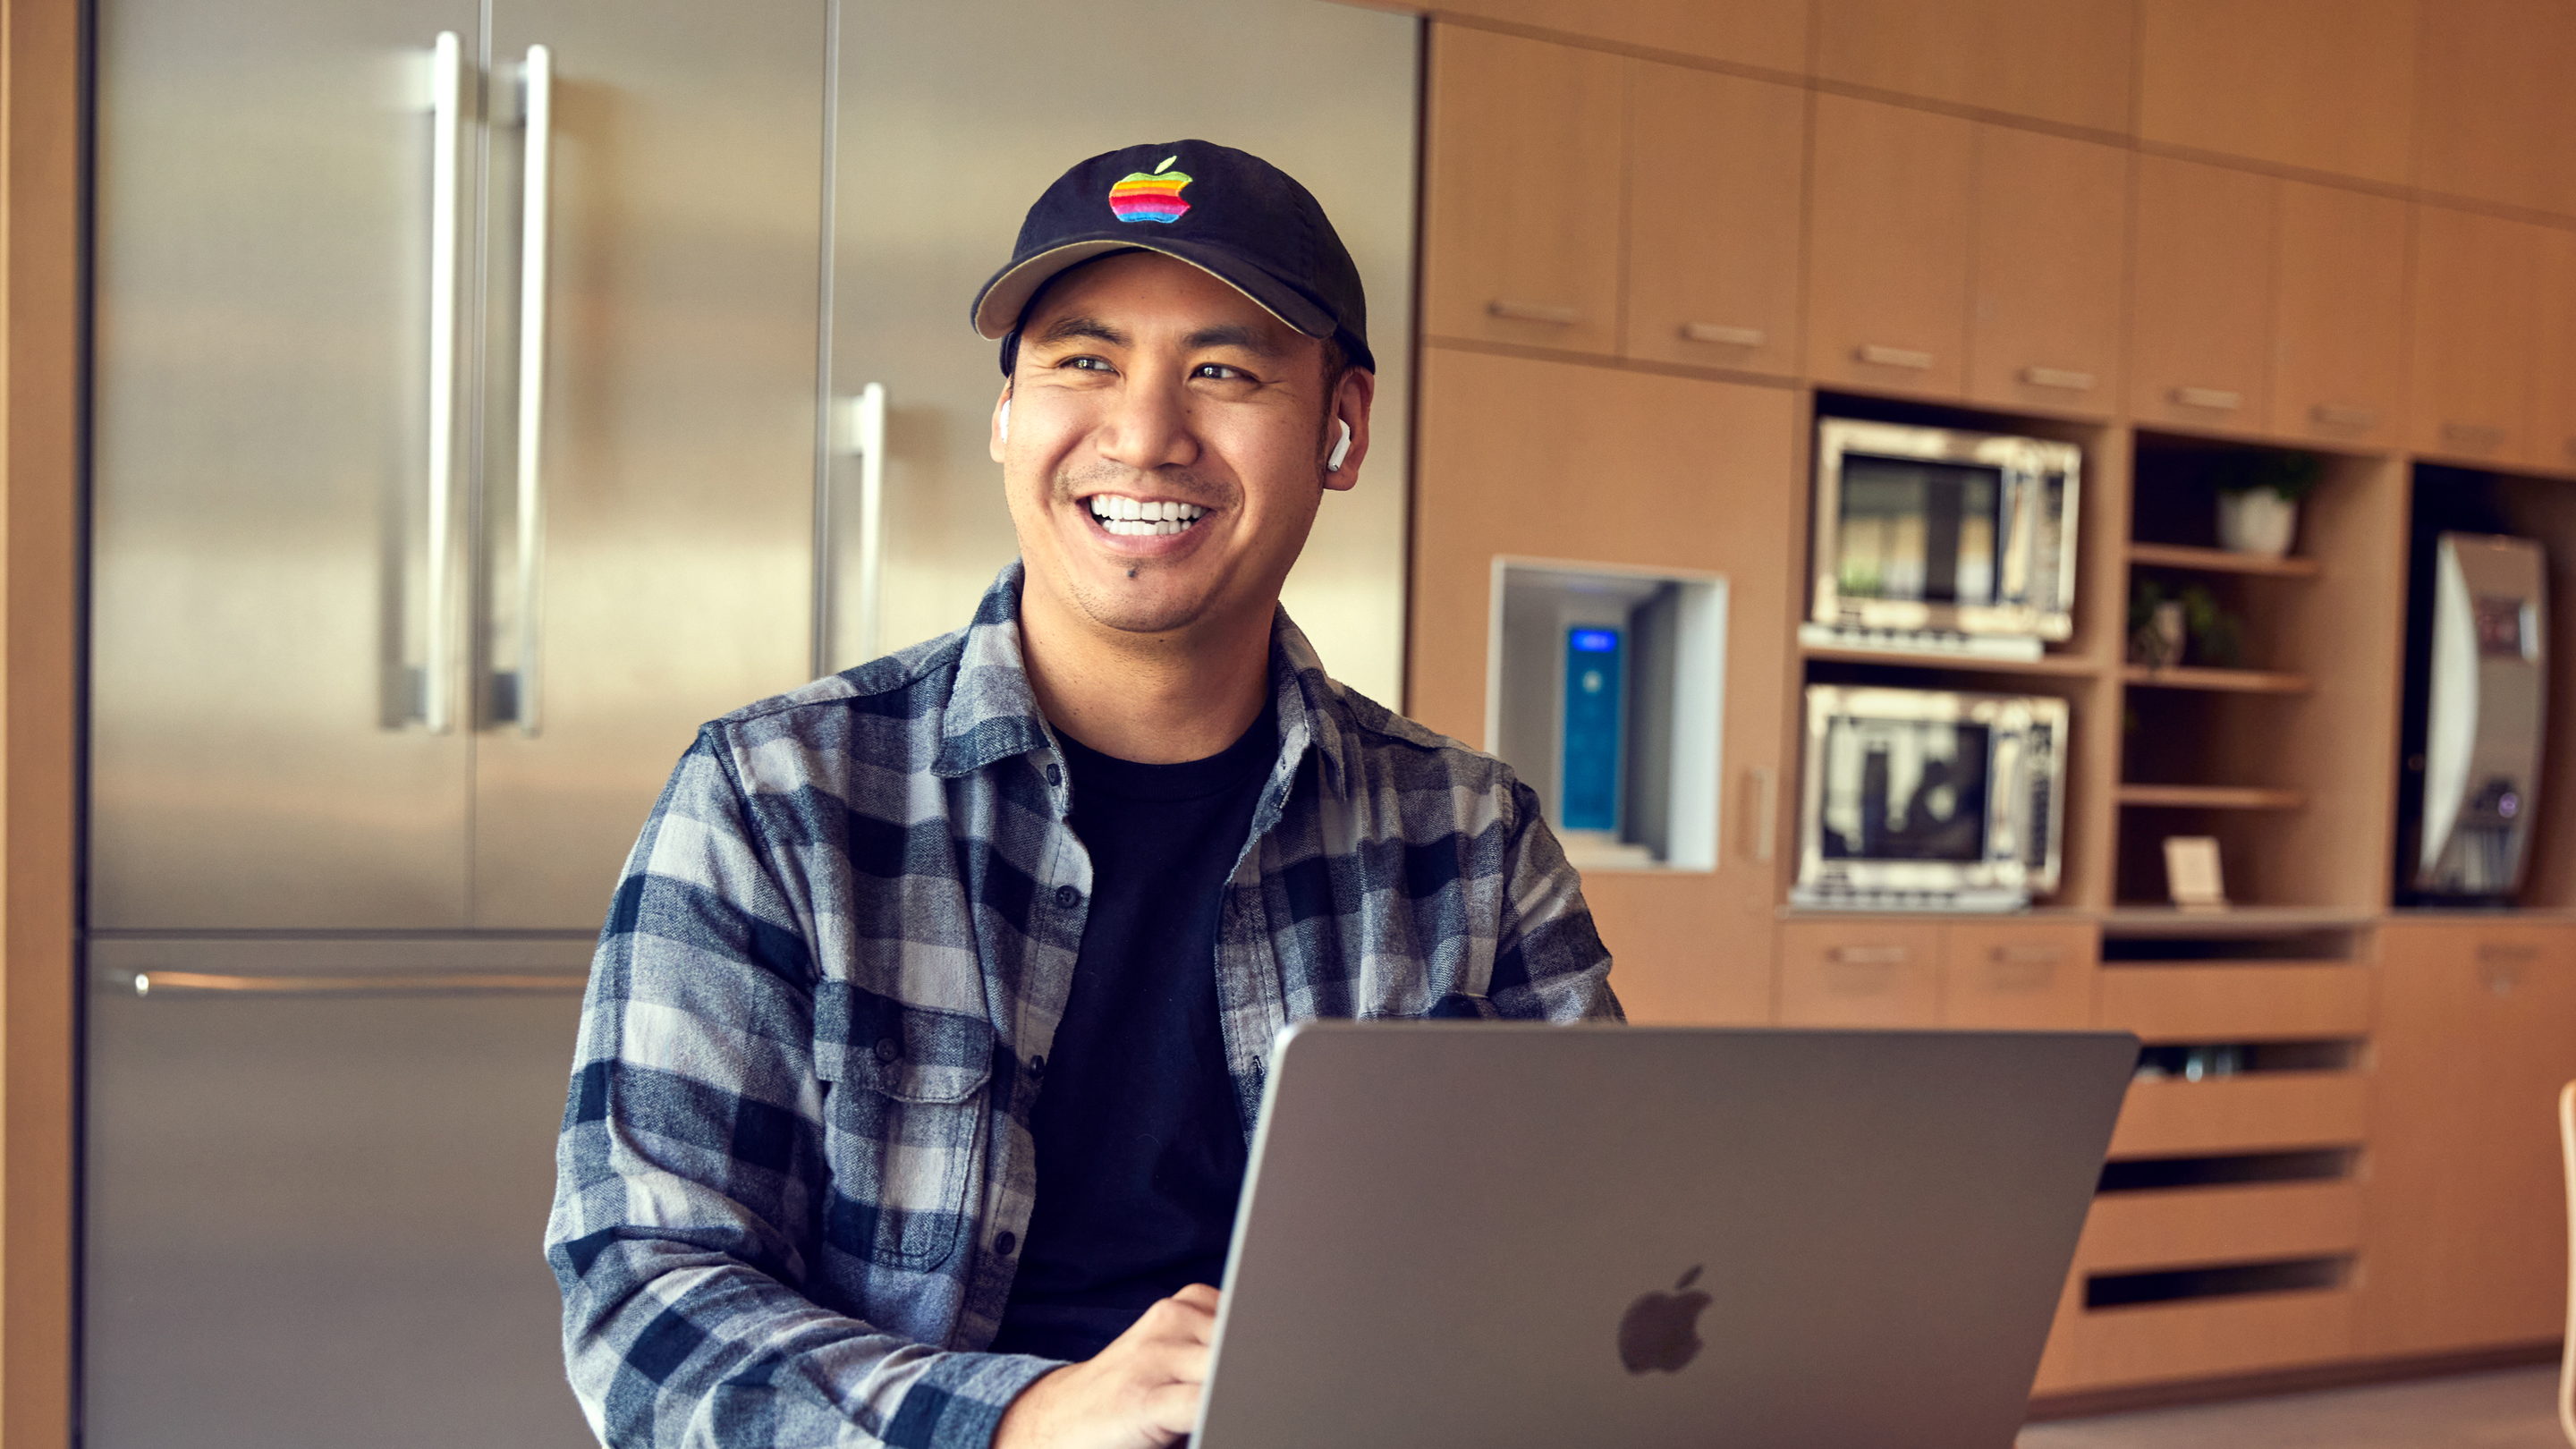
[[1749, 766, 1776, 864], [1828, 945, 1909, 965], [2021, 367, 2095, 393], [2443, 421, 2506, 451], [419, 30, 466, 734], [505, 44, 554, 735], [1990, 945, 2068, 965], [1856, 343, 1935, 370], [2170, 386, 2241, 411], [2475, 942, 2539, 964], [2309, 402, 2377, 429], [1488, 300, 1577, 326], [1682, 322, 1765, 347], [124, 970, 586, 999]]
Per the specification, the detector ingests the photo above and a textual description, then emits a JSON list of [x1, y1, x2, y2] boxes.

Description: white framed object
[[2163, 835, 2228, 911]]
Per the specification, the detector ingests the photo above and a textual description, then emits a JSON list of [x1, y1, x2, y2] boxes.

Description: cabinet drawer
[[1777, 922, 1943, 1027], [2097, 964, 2370, 1042], [2073, 1181, 2362, 1274], [2052, 1287, 2356, 1391], [1943, 921, 2095, 1030], [2107, 1072, 2368, 1157]]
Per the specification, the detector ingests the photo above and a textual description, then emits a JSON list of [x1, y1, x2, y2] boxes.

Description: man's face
[[991, 250, 1368, 642]]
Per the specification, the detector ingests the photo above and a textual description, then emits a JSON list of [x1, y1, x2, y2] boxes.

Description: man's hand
[[993, 1284, 1220, 1449]]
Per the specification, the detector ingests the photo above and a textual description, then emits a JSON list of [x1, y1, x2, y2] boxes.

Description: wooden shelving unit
[[2123, 665, 2311, 694], [2117, 784, 2306, 810], [2126, 542, 2323, 578]]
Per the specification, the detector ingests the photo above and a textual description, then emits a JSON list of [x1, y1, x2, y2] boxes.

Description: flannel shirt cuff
[[881, 1351, 1064, 1449]]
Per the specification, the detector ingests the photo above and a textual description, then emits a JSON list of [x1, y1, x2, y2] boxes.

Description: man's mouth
[[1085, 494, 1209, 538]]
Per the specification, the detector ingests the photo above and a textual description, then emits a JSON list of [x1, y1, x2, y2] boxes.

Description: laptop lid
[[1193, 1022, 2135, 1449]]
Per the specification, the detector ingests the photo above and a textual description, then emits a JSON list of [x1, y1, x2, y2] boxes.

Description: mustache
[[1055, 462, 1236, 506]]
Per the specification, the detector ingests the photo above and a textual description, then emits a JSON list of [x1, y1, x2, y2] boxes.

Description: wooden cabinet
[[1420, 28, 1623, 358], [1779, 920, 1945, 1026], [1409, 350, 1795, 1025], [1806, 95, 1973, 396], [2412, 0, 2576, 216], [2529, 227, 2576, 475], [1428, 0, 1811, 75], [1813, 0, 2133, 134], [2271, 182, 2408, 448], [2136, 0, 2418, 186], [2407, 204, 2538, 464], [1778, 919, 2096, 1029], [2361, 921, 2576, 1357], [1966, 125, 2127, 418], [2130, 155, 2276, 435], [1623, 62, 1804, 378]]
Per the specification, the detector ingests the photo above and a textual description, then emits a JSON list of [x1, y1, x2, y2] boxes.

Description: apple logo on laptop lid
[[1617, 1265, 1711, 1375]]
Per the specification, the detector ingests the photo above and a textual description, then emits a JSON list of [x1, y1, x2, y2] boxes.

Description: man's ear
[[1322, 369, 1377, 493], [988, 384, 1013, 463]]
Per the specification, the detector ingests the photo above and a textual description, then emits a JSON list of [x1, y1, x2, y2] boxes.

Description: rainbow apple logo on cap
[[1108, 156, 1192, 224]]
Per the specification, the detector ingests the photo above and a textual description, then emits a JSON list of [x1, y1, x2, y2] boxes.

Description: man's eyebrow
[[1184, 322, 1285, 358], [1035, 316, 1128, 347]]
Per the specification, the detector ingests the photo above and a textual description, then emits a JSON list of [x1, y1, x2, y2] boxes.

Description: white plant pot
[[2216, 488, 2299, 557]]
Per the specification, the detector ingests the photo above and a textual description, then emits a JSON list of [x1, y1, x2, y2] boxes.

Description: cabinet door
[[470, 1, 827, 929], [1421, 27, 1623, 358], [2129, 155, 2276, 434], [1814, 0, 2132, 134], [2136, 0, 2417, 186], [1943, 920, 2096, 1030], [1623, 61, 1802, 377], [2272, 182, 2407, 448], [2408, 204, 2538, 464], [1427, 1, 1809, 74], [1779, 921, 1945, 1026], [1410, 350, 1793, 1024], [2529, 227, 2576, 474], [2413, 0, 2576, 216], [1806, 95, 1972, 396], [1966, 124, 2125, 418], [2361, 924, 2576, 1356]]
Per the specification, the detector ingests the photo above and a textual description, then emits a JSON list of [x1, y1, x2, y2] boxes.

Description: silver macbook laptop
[[1193, 1021, 2136, 1449]]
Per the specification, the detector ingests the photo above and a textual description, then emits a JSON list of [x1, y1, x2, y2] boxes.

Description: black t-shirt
[[987, 705, 1278, 1362]]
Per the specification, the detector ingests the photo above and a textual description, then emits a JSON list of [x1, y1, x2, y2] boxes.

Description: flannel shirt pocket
[[815, 981, 994, 1272]]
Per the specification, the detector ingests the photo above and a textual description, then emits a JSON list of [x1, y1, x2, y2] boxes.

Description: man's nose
[[1095, 377, 1199, 474]]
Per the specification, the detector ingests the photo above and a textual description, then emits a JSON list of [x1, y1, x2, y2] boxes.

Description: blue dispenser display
[[1561, 627, 1623, 832]]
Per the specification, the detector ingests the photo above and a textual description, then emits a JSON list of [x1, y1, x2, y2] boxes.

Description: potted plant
[[2211, 451, 2323, 557]]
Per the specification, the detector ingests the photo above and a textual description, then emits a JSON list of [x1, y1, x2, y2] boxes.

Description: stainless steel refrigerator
[[82, 2, 1419, 1442]]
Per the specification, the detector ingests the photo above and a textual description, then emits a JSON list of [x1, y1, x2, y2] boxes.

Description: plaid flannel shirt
[[546, 562, 1621, 1448]]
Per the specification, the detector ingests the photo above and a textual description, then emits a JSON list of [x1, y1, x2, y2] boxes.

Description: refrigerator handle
[[421, 30, 465, 733], [509, 44, 555, 735], [813, 382, 886, 678], [123, 970, 585, 998]]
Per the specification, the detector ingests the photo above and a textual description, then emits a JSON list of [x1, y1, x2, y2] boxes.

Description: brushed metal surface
[[823, 0, 1419, 706], [89, 0, 483, 929], [470, 0, 827, 929], [82, 951, 594, 1449]]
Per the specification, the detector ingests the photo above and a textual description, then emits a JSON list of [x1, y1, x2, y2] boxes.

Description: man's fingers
[[1140, 1380, 1208, 1435], [1170, 1282, 1222, 1312]]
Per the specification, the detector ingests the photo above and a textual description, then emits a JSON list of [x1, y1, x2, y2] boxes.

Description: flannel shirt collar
[[928, 560, 1352, 797]]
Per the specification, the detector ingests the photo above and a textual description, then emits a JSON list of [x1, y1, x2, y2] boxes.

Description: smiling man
[[547, 141, 1620, 1449]]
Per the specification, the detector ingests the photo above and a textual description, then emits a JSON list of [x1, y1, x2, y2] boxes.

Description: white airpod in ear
[[1326, 418, 1352, 472], [999, 399, 1011, 443]]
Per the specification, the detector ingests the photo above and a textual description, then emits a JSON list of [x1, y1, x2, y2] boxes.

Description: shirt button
[[1045, 762, 1062, 787], [874, 1037, 901, 1063], [1055, 885, 1080, 909], [1028, 1054, 1046, 1078], [994, 1231, 1018, 1257]]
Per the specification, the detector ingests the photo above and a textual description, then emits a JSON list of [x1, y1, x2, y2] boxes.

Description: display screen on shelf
[[1833, 454, 2006, 607]]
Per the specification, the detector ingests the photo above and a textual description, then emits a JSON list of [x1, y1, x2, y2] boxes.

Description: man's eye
[[1060, 355, 1113, 373], [1194, 363, 1248, 381]]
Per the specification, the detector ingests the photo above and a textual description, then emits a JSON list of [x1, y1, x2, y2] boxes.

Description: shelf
[[2100, 908, 2377, 938], [2127, 542, 2323, 579], [2123, 665, 2313, 694], [2118, 784, 2306, 810], [1800, 644, 2100, 676]]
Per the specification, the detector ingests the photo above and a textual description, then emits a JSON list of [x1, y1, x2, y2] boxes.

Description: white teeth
[[1085, 496, 1208, 537]]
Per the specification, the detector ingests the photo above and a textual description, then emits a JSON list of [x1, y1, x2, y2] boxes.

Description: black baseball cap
[[970, 140, 1374, 376]]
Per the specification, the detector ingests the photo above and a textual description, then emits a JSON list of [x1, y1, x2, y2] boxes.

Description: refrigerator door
[[89, 3, 483, 929], [822, 0, 1419, 704], [81, 938, 596, 1449], [470, 2, 829, 928]]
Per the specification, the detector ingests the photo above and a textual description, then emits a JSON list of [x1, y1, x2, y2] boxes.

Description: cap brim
[[971, 235, 1337, 344]]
